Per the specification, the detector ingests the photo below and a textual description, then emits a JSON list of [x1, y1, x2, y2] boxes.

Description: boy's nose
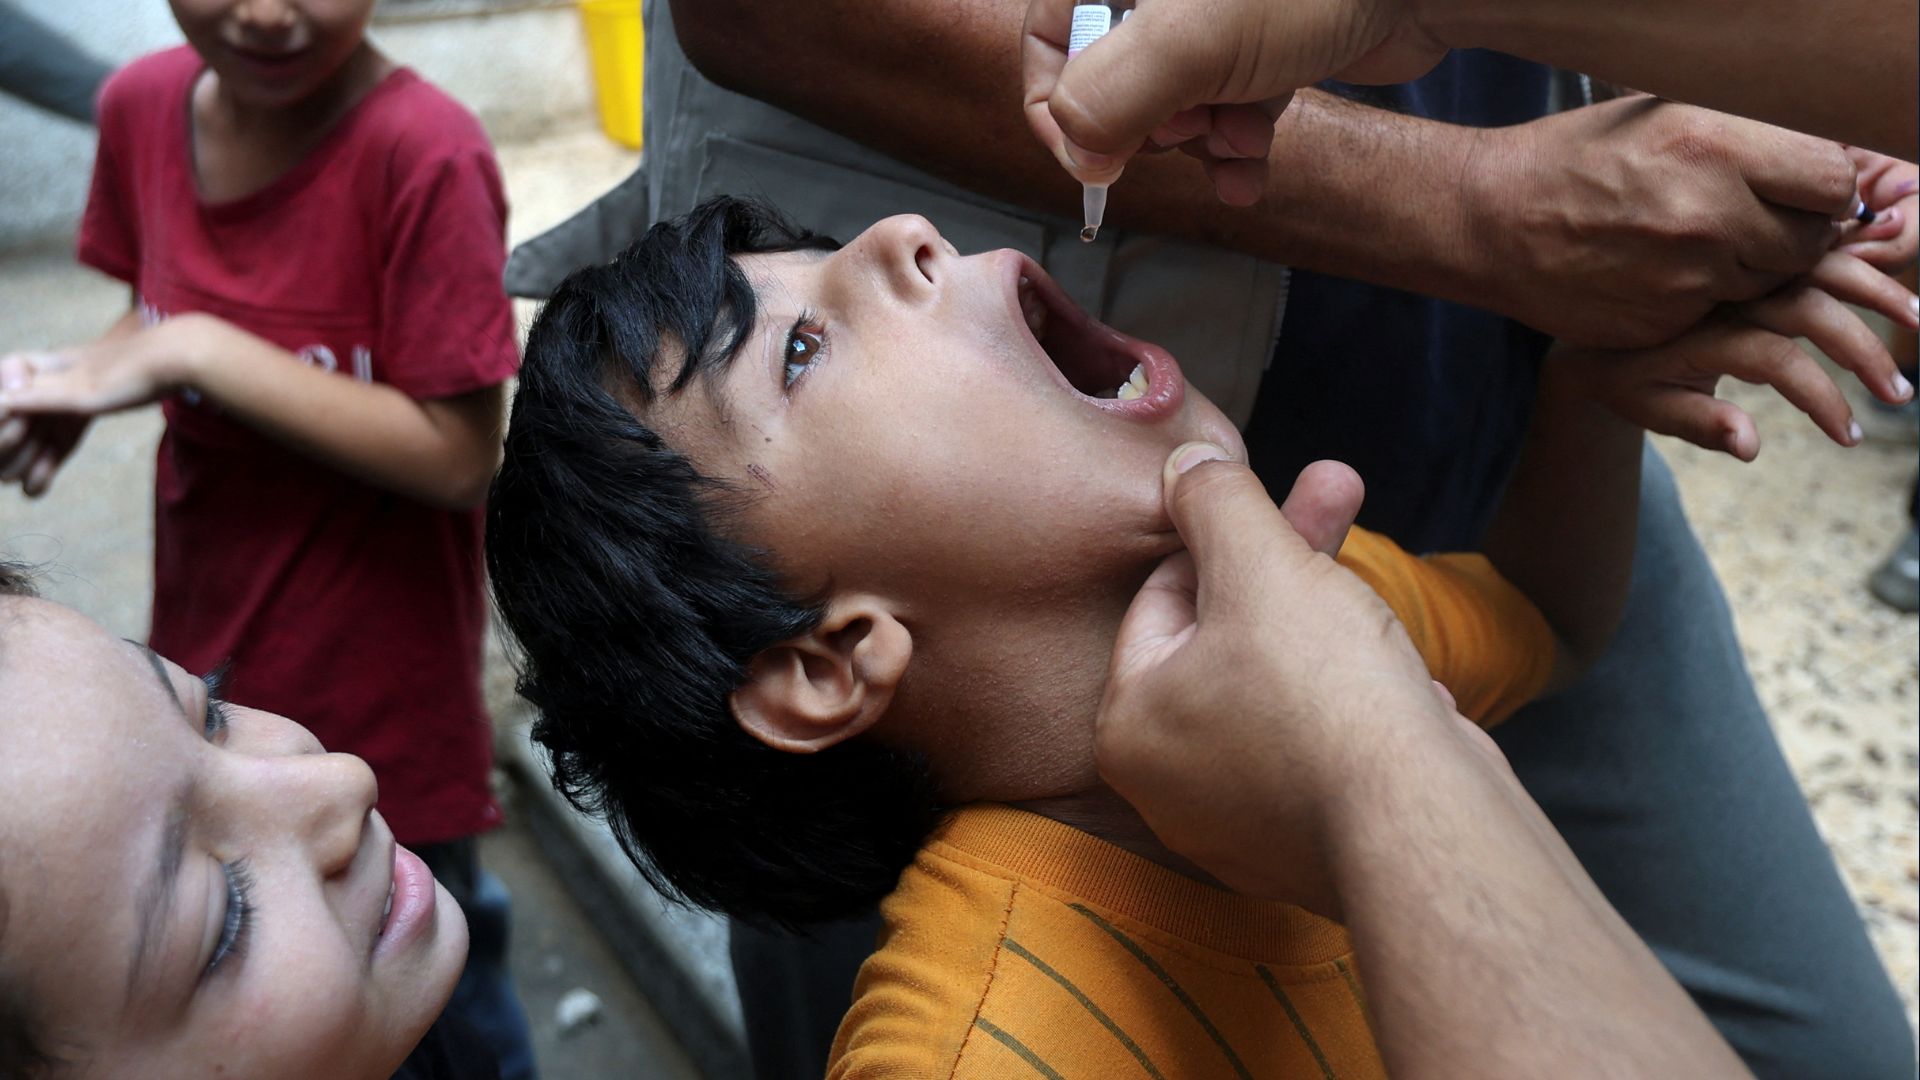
[[282, 751, 380, 875], [857, 214, 948, 302]]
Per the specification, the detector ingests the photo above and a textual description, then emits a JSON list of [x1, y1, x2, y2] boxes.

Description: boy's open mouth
[[1006, 254, 1184, 420]]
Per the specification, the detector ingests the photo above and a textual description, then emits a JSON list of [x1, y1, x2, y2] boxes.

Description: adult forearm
[[1328, 741, 1749, 1079], [1427, 0, 1917, 159], [675, 0, 1485, 302], [1478, 362, 1640, 681], [174, 318, 498, 509]]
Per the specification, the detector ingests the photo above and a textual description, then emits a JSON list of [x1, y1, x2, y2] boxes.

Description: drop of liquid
[[1080, 225, 1099, 242]]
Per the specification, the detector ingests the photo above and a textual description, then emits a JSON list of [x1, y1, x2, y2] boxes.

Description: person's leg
[[416, 838, 540, 1080], [728, 911, 884, 1080], [0, 2, 112, 123], [1493, 446, 1915, 1079]]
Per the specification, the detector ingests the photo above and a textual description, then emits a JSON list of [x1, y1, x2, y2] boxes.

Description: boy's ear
[[731, 596, 912, 753]]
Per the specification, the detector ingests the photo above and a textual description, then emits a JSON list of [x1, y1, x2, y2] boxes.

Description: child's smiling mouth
[[1004, 253, 1185, 422]]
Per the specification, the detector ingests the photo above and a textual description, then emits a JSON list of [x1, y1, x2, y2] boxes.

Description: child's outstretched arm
[[0, 313, 503, 509], [1482, 254, 1918, 687]]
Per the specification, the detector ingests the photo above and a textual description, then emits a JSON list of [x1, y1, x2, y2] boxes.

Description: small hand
[[0, 351, 94, 497], [1564, 258, 1918, 460], [1838, 148, 1919, 271], [0, 332, 180, 418]]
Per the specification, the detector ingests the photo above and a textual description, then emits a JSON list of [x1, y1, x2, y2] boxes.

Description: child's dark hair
[[487, 198, 941, 926], [0, 560, 56, 1077]]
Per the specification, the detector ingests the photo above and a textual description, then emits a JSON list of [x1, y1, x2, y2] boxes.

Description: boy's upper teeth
[[1112, 363, 1148, 401], [1019, 277, 1048, 337]]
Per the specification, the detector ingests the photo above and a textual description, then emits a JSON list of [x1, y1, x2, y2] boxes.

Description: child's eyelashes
[[200, 663, 235, 740], [783, 312, 827, 389], [205, 858, 256, 978]]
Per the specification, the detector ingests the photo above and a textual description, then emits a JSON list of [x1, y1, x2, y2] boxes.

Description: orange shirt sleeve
[[1335, 527, 1558, 728]]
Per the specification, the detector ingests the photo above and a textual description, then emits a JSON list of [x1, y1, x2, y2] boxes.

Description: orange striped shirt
[[826, 527, 1557, 1078]]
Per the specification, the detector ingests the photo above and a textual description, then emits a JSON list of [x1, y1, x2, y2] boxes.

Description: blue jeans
[[417, 838, 539, 1080]]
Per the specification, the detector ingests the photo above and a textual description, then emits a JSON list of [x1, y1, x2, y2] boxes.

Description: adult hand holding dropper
[[1023, 0, 1917, 210]]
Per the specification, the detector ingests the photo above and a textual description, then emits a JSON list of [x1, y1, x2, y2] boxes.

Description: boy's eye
[[201, 667, 234, 740], [783, 319, 825, 388], [205, 859, 257, 978]]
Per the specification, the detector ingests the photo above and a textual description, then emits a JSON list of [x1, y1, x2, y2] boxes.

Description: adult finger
[[1150, 107, 1213, 148], [1107, 551, 1200, 688], [1276, 460, 1365, 556], [1734, 201, 1839, 275], [1045, 5, 1240, 162], [1203, 156, 1269, 206], [1205, 102, 1283, 160], [1159, 442, 1314, 617], [1734, 125, 1858, 218], [1743, 285, 1907, 410]]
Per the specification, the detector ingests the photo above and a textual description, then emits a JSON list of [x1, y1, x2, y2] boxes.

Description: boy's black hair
[[0, 560, 56, 1078], [487, 197, 942, 926]]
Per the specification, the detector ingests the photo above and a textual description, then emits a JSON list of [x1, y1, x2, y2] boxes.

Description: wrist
[[1452, 122, 1539, 315], [154, 313, 224, 391]]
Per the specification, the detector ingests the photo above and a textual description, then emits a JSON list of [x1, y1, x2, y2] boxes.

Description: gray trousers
[[1489, 446, 1913, 1078], [729, 448, 1915, 1080]]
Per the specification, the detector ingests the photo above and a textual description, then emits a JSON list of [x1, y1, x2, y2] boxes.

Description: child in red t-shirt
[[0, 2, 530, 1075]]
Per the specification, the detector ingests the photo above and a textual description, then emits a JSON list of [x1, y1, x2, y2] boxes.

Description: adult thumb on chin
[[1160, 441, 1305, 575]]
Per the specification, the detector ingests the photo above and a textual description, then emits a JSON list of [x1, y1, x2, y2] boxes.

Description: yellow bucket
[[580, 0, 644, 149]]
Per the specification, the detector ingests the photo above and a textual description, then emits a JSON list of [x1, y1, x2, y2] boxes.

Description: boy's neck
[[1014, 786, 1228, 886]]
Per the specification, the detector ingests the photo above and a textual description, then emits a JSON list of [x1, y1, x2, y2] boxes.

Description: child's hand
[[0, 319, 204, 497], [1838, 149, 1918, 271], [0, 327, 185, 418], [1564, 253, 1918, 460], [0, 353, 92, 497]]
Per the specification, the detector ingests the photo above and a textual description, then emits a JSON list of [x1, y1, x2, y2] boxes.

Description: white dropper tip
[[1081, 183, 1108, 242]]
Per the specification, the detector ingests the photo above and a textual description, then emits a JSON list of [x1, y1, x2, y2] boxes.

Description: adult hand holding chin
[[1095, 444, 1473, 917]]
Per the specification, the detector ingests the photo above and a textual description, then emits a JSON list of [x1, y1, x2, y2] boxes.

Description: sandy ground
[[0, 124, 1913, 1062]]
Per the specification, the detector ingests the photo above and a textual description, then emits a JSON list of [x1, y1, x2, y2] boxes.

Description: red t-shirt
[[78, 48, 518, 844]]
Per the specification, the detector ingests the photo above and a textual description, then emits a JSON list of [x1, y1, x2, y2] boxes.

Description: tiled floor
[[1, 121, 1913, 1059], [1656, 373, 1919, 1032]]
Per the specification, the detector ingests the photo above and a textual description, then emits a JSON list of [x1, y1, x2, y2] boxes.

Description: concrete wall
[[0, 0, 594, 252]]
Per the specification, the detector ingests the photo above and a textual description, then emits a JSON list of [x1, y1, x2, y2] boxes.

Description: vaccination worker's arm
[[1098, 446, 1753, 1080], [1027, 0, 1915, 176], [676, 0, 1856, 350]]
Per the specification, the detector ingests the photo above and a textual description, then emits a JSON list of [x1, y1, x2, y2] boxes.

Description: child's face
[[0, 598, 465, 1078], [646, 214, 1246, 628], [169, 0, 376, 110]]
